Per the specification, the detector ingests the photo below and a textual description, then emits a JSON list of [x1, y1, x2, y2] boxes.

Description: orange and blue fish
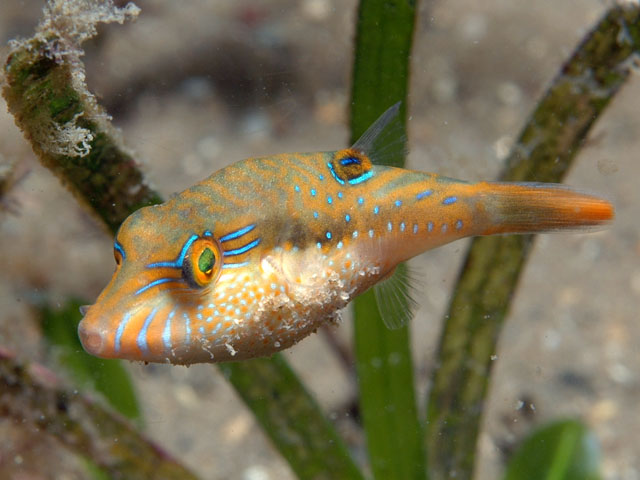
[[78, 104, 614, 365]]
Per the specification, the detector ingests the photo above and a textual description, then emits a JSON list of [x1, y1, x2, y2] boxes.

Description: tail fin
[[476, 182, 614, 235]]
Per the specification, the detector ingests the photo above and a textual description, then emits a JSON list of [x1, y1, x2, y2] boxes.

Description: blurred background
[[0, 1, 638, 478]]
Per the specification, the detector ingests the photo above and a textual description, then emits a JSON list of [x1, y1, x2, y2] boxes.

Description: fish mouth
[[77, 306, 108, 358]]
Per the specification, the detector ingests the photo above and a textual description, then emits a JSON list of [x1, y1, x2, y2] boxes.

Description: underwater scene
[[0, 1, 638, 479]]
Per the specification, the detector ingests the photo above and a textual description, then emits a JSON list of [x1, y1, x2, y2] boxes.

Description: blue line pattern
[[223, 238, 261, 257], [340, 157, 361, 166], [327, 162, 345, 185], [327, 161, 374, 185], [220, 224, 256, 243], [416, 189, 433, 200], [222, 261, 249, 269], [137, 307, 158, 354], [140, 223, 258, 293], [135, 277, 180, 296], [114, 312, 132, 353], [347, 170, 374, 185], [114, 241, 126, 261], [163, 309, 175, 350], [147, 234, 198, 268]]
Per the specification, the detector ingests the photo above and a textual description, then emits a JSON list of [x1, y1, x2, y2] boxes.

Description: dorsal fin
[[351, 102, 407, 167], [373, 262, 420, 329]]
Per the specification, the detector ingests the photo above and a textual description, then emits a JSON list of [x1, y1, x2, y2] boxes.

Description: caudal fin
[[476, 182, 614, 235]]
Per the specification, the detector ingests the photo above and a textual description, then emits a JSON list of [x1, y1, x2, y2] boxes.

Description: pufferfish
[[78, 104, 614, 365]]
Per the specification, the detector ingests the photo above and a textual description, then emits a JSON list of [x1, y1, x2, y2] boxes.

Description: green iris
[[198, 247, 215, 274]]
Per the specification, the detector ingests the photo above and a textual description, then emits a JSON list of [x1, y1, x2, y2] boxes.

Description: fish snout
[[77, 308, 108, 358]]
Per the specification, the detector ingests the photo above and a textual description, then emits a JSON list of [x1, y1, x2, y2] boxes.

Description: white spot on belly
[[225, 342, 237, 356]]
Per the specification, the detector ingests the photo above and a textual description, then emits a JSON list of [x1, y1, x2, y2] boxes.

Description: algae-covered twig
[[425, 5, 640, 479], [2, 2, 364, 477], [2, 0, 161, 233], [0, 155, 21, 215], [0, 349, 199, 480]]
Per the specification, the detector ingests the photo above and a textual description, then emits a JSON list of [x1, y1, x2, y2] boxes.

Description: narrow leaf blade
[[350, 1, 425, 478]]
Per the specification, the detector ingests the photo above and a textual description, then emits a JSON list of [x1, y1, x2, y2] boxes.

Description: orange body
[[78, 105, 613, 365]]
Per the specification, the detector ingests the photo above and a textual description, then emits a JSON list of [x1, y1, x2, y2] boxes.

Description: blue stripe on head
[[114, 312, 132, 353], [443, 196, 458, 205], [147, 234, 199, 269], [177, 234, 199, 262], [222, 261, 249, 269], [136, 307, 158, 354], [114, 241, 126, 261], [223, 238, 261, 257], [183, 312, 191, 345], [135, 277, 180, 296], [220, 224, 256, 243], [162, 309, 175, 351]]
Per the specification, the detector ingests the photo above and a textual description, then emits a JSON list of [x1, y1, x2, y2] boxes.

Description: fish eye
[[183, 236, 221, 288]]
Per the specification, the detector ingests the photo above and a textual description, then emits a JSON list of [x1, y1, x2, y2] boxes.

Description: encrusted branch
[[0, 348, 199, 480], [2, 0, 161, 233], [425, 5, 640, 479]]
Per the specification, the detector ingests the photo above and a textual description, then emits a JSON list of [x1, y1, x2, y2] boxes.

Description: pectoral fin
[[373, 262, 420, 330]]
